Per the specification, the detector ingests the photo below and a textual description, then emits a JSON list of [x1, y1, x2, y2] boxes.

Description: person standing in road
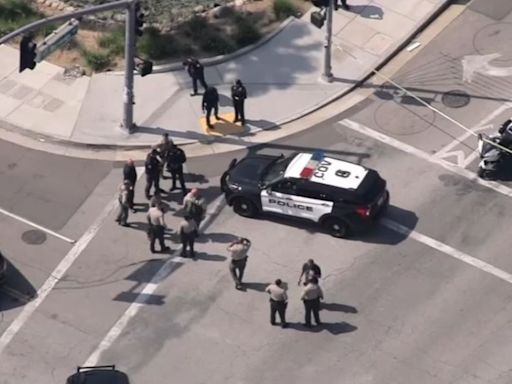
[[202, 86, 220, 129], [227, 237, 251, 290], [166, 140, 187, 195], [145, 146, 163, 200], [147, 202, 170, 253], [265, 279, 288, 328], [301, 276, 324, 327], [158, 133, 172, 178], [179, 215, 198, 258], [183, 58, 207, 96], [335, 0, 350, 10], [298, 258, 322, 286], [231, 79, 247, 125], [123, 159, 137, 212], [183, 188, 206, 228], [115, 180, 130, 226]]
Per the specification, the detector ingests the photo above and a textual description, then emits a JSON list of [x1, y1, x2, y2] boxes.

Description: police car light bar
[[300, 151, 324, 179]]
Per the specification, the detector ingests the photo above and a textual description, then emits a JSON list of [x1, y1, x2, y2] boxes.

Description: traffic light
[[311, 0, 329, 8], [310, 11, 325, 28], [19, 35, 37, 73], [135, 2, 144, 37], [136, 59, 153, 77]]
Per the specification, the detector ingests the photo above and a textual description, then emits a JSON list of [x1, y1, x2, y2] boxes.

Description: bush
[[97, 26, 125, 56], [233, 15, 261, 47], [82, 49, 112, 72], [198, 30, 234, 55], [0, 0, 42, 35], [273, 0, 297, 20], [137, 26, 182, 60], [181, 15, 210, 40]]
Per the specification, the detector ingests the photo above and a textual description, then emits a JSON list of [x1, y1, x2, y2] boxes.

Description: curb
[[106, 16, 296, 76]]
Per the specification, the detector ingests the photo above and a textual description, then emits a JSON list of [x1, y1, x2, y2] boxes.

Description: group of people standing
[[182, 58, 248, 129]]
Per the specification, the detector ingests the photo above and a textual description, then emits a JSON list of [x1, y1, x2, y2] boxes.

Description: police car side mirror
[[266, 187, 272, 195]]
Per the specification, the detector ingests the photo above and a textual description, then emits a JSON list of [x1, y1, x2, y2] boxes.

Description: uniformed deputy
[[115, 180, 130, 227], [158, 133, 172, 177], [231, 79, 247, 125], [144, 146, 163, 200], [202, 86, 220, 129], [123, 159, 137, 212], [227, 237, 251, 290], [335, 0, 350, 10], [265, 279, 288, 328], [179, 215, 198, 258], [298, 258, 322, 286], [183, 188, 205, 227], [166, 140, 187, 195], [301, 276, 324, 327], [147, 202, 170, 253], [183, 58, 207, 96]]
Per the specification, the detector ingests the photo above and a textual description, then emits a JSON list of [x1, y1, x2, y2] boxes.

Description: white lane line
[[382, 218, 512, 285], [338, 119, 512, 199], [0, 207, 75, 244], [84, 194, 227, 366], [0, 197, 118, 355]]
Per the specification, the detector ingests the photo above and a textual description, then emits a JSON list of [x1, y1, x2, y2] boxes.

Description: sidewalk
[[0, 0, 450, 151]]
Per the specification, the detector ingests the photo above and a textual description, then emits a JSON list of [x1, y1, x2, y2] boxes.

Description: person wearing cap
[[183, 58, 207, 96], [265, 279, 288, 328], [183, 188, 205, 227], [123, 159, 137, 212], [301, 275, 324, 327], [231, 79, 247, 125], [227, 237, 251, 290], [115, 180, 130, 226]]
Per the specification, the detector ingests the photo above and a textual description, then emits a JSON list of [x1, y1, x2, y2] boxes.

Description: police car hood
[[229, 155, 278, 186]]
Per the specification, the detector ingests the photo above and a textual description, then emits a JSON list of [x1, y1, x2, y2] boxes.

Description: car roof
[[284, 153, 369, 190], [66, 369, 129, 384]]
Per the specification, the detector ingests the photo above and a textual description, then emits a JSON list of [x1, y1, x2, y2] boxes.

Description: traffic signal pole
[[123, 0, 136, 132], [322, 0, 334, 82]]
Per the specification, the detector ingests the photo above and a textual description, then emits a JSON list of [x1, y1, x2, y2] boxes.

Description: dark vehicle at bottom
[[0, 251, 6, 285], [66, 365, 129, 384], [221, 151, 389, 238]]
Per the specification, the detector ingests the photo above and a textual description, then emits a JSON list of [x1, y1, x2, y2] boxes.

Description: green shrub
[[233, 15, 261, 47], [198, 30, 234, 55], [83, 49, 112, 72], [97, 26, 125, 56], [0, 0, 42, 35], [181, 15, 209, 40], [137, 26, 182, 60], [273, 0, 297, 20]]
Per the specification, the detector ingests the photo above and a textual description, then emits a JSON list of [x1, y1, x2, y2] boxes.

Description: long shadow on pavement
[[320, 302, 358, 313], [0, 257, 37, 312], [286, 321, 358, 335]]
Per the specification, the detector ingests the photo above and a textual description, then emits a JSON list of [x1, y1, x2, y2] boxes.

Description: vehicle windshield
[[262, 155, 294, 185]]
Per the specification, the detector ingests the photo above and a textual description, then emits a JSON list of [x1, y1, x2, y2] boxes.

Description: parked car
[[0, 251, 6, 285], [66, 365, 129, 384]]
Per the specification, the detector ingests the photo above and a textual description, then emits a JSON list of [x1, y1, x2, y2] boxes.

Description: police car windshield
[[262, 156, 293, 184]]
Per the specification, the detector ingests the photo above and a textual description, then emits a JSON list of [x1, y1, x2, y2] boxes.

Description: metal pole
[[0, 0, 131, 45], [122, 0, 136, 133], [322, 0, 334, 82]]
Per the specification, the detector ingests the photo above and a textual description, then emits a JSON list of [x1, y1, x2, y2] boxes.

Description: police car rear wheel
[[233, 198, 257, 218], [323, 217, 350, 238]]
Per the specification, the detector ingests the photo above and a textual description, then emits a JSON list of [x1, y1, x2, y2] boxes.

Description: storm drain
[[441, 90, 471, 108], [21, 229, 47, 245]]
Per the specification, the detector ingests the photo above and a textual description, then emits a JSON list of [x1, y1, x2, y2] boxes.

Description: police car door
[[261, 180, 329, 221]]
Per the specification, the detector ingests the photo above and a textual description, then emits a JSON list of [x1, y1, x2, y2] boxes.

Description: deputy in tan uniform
[[227, 237, 251, 289], [301, 276, 324, 327], [179, 215, 198, 258], [147, 202, 170, 253], [265, 279, 288, 328]]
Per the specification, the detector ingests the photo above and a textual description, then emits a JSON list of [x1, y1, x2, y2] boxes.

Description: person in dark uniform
[[202, 86, 220, 129], [265, 279, 288, 328], [123, 159, 137, 212], [158, 133, 172, 177], [231, 79, 247, 125], [298, 258, 322, 286], [301, 276, 324, 327], [183, 58, 207, 96], [144, 146, 162, 200], [166, 140, 187, 195], [335, 0, 350, 10]]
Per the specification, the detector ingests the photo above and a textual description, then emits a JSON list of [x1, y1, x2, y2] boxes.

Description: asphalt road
[[3, 0, 512, 383]]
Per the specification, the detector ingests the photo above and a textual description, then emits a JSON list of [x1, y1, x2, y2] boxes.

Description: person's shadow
[[344, 4, 384, 20], [286, 322, 358, 335], [320, 302, 358, 313]]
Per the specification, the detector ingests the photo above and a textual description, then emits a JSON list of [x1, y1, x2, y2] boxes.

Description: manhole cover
[[21, 230, 47, 245], [441, 90, 470, 108]]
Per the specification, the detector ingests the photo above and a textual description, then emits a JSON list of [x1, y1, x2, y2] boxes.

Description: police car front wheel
[[233, 197, 258, 218], [322, 217, 350, 238]]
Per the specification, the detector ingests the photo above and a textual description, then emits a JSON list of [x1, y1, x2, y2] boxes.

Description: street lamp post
[[122, 0, 136, 133]]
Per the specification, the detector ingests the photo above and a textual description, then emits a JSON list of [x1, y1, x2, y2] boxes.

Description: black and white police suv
[[220, 151, 389, 238]]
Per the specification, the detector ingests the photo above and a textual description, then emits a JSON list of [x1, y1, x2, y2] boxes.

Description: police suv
[[220, 151, 389, 238]]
